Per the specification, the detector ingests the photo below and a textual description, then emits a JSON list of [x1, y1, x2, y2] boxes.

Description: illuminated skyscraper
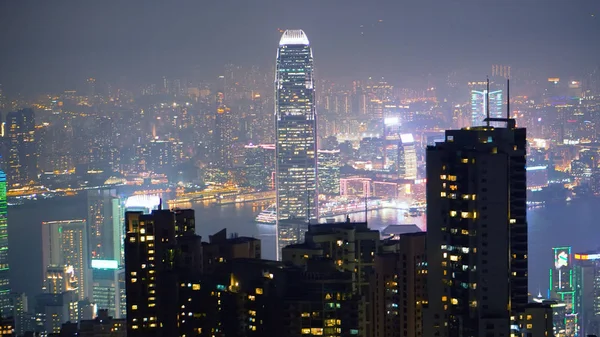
[[425, 119, 527, 336], [214, 91, 235, 168], [275, 30, 318, 255], [398, 133, 417, 180], [87, 189, 122, 262], [470, 85, 503, 127], [42, 220, 89, 300], [0, 170, 9, 315], [317, 150, 340, 195], [5, 108, 37, 187]]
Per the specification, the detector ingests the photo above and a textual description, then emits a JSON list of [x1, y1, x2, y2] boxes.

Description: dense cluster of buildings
[[0, 26, 598, 337]]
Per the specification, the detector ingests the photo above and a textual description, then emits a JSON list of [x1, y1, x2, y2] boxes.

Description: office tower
[[214, 91, 235, 168], [244, 144, 275, 191], [574, 252, 600, 336], [550, 247, 577, 316], [0, 171, 8, 316], [470, 86, 503, 127], [44, 265, 78, 295], [369, 233, 427, 337], [492, 65, 511, 79], [147, 139, 181, 174], [42, 220, 89, 300], [275, 29, 318, 256], [10, 293, 28, 336], [398, 133, 417, 180], [90, 259, 124, 318], [124, 194, 161, 214], [317, 150, 341, 195], [5, 108, 37, 187], [425, 119, 527, 336], [87, 189, 122, 262], [125, 208, 202, 337]]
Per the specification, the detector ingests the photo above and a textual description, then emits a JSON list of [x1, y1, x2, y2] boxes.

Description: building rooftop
[[279, 29, 310, 46]]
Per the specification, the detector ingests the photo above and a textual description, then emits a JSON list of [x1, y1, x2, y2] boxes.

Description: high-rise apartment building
[[275, 29, 318, 256], [87, 189, 122, 262], [214, 91, 235, 168], [125, 208, 201, 337], [424, 119, 527, 336], [5, 108, 37, 187], [369, 233, 427, 337], [317, 150, 341, 195], [0, 170, 8, 316], [42, 220, 89, 300]]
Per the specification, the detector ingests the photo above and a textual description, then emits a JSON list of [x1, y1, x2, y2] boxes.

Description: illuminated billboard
[[91, 259, 119, 270], [574, 253, 600, 261], [554, 247, 571, 269]]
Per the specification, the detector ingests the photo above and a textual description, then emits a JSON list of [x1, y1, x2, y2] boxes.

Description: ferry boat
[[255, 204, 277, 224]]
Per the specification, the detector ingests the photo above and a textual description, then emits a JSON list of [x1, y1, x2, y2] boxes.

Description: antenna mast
[[506, 78, 510, 119], [486, 77, 490, 127]]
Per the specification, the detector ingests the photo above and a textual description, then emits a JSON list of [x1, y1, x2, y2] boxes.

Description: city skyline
[[0, 1, 599, 336]]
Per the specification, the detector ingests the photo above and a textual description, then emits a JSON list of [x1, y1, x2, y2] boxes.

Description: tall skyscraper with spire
[[275, 30, 318, 256]]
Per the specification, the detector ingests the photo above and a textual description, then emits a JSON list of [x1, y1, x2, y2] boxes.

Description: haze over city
[[0, 1, 599, 337]]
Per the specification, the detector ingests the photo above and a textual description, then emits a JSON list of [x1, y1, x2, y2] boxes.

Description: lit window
[[451, 298, 458, 305], [461, 158, 468, 164], [192, 284, 200, 291], [449, 210, 457, 217], [440, 191, 447, 197], [255, 288, 263, 295], [442, 296, 447, 302], [132, 305, 138, 310]]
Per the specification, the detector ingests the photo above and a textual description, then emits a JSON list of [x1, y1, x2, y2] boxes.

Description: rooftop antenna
[[364, 190, 368, 224], [486, 77, 490, 127], [506, 78, 510, 119]]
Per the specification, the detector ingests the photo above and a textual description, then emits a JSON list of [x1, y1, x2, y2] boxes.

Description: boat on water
[[255, 204, 277, 224]]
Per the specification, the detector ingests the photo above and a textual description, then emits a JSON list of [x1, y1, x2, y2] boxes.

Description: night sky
[[0, 0, 598, 94]]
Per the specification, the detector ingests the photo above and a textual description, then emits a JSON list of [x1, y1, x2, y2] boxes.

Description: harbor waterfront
[[6, 194, 600, 314]]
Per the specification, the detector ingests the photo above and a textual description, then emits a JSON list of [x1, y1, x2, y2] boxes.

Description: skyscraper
[[424, 119, 527, 336], [317, 150, 340, 195], [398, 133, 417, 180], [470, 86, 503, 127], [0, 170, 9, 316], [214, 91, 235, 168], [87, 189, 122, 262], [275, 29, 318, 255], [5, 108, 37, 187], [125, 208, 201, 337], [42, 220, 89, 300]]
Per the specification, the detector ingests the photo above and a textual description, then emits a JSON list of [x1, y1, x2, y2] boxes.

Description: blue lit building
[[470, 89, 503, 127]]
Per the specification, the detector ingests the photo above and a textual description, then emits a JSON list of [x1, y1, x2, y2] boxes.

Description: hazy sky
[[0, 0, 599, 94]]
